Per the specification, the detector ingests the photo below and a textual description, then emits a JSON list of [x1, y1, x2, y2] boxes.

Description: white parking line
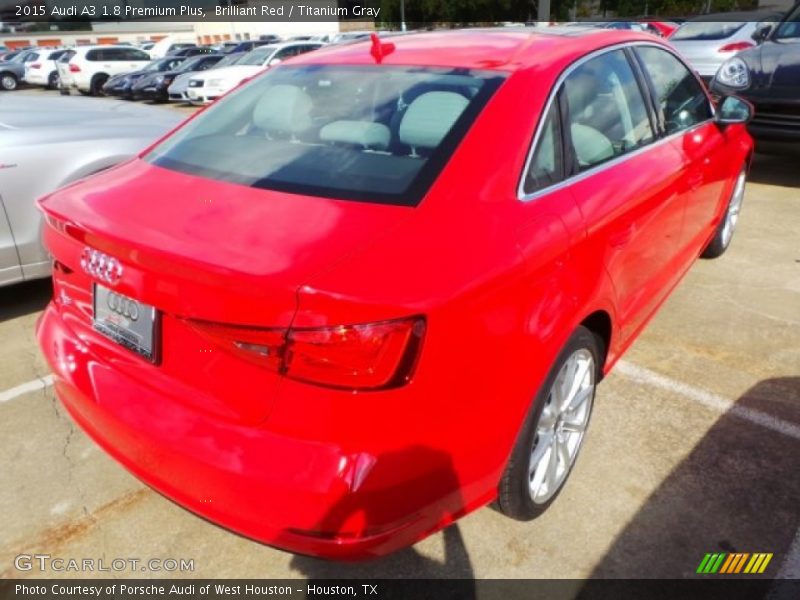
[[0, 375, 54, 404], [615, 360, 800, 442]]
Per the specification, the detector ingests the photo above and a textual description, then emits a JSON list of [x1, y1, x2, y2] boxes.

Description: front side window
[[274, 46, 303, 61], [636, 46, 711, 134], [562, 49, 654, 170], [774, 5, 800, 40], [146, 65, 506, 206], [123, 48, 151, 61], [523, 101, 563, 195]]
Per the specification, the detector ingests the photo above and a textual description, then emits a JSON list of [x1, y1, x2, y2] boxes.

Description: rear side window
[[523, 101, 564, 195], [562, 49, 654, 170], [635, 47, 712, 134], [146, 65, 506, 206]]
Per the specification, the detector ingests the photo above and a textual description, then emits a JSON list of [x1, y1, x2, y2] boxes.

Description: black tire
[[47, 71, 59, 90], [89, 74, 108, 96], [702, 167, 746, 259], [497, 326, 602, 521], [0, 73, 18, 91]]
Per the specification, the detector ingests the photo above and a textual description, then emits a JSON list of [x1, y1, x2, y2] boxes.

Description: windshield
[[144, 58, 176, 72], [176, 56, 206, 72], [146, 65, 505, 206], [671, 22, 744, 41], [238, 46, 276, 66], [774, 6, 800, 40], [215, 53, 243, 67]]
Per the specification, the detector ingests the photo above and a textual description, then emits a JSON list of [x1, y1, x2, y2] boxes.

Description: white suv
[[58, 45, 151, 95], [23, 48, 69, 89], [186, 42, 322, 105]]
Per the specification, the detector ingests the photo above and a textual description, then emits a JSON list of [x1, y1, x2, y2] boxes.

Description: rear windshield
[[146, 65, 505, 206], [671, 22, 745, 41]]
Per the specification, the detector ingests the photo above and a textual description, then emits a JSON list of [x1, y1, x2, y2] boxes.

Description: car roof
[[686, 10, 784, 21], [73, 44, 142, 53], [289, 28, 660, 72]]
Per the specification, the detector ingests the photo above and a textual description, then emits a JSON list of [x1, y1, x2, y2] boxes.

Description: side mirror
[[752, 23, 772, 44], [716, 95, 753, 126], [268, 58, 282, 66]]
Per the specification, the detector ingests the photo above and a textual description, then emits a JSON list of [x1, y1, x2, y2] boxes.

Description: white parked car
[[57, 45, 152, 95], [168, 51, 244, 102], [670, 11, 783, 81], [186, 42, 322, 105], [23, 48, 69, 89], [0, 95, 181, 286]]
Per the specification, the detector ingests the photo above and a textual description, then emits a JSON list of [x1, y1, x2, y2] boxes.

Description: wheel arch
[[579, 310, 612, 380]]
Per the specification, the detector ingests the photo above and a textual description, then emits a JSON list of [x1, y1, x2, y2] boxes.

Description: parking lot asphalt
[[1, 90, 798, 580]]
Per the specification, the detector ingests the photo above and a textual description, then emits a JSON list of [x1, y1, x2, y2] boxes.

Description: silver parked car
[[670, 11, 784, 81], [0, 50, 36, 91], [0, 95, 182, 286]]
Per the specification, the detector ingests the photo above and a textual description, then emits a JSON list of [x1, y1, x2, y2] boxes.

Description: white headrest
[[570, 123, 614, 167], [398, 91, 469, 150], [319, 120, 391, 150], [252, 84, 313, 136]]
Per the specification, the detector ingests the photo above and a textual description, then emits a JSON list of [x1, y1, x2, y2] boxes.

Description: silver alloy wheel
[[1, 74, 17, 91], [528, 348, 595, 504], [721, 170, 746, 249]]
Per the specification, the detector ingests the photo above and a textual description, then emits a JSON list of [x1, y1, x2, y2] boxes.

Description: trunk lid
[[40, 158, 410, 326], [39, 159, 412, 424]]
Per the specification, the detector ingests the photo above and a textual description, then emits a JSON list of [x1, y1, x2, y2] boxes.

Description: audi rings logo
[[106, 292, 139, 321], [80, 247, 123, 284]]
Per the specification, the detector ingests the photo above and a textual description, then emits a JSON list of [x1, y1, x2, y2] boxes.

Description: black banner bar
[[2, 579, 799, 600]]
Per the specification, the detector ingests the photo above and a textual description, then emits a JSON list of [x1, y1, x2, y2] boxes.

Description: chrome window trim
[[518, 41, 716, 203]]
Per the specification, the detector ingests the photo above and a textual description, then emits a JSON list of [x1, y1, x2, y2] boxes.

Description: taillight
[[190, 316, 425, 391], [31, 63, 41, 69], [69, 63, 80, 72], [718, 42, 754, 53]]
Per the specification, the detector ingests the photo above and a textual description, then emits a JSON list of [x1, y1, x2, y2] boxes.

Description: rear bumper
[[36, 303, 452, 560]]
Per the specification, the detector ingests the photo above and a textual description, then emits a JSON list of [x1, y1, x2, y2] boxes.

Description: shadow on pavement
[[290, 445, 475, 590], [0, 278, 52, 323], [749, 145, 800, 188], [586, 377, 800, 580]]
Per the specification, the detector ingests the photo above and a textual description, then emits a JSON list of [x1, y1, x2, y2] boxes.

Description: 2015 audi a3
[[36, 29, 753, 559]]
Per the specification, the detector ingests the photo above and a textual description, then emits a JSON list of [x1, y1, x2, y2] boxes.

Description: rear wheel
[[47, 71, 59, 90], [0, 73, 18, 91], [90, 74, 108, 96], [497, 326, 601, 520], [702, 167, 746, 259]]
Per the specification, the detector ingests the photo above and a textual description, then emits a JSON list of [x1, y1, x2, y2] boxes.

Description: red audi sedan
[[36, 29, 753, 559]]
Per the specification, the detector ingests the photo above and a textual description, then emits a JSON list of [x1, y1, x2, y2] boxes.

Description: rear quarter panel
[[280, 58, 620, 517]]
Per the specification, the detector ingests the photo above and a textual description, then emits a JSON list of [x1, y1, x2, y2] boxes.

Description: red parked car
[[36, 29, 753, 559]]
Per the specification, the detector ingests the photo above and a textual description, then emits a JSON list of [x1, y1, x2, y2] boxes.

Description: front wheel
[[497, 326, 601, 520], [0, 73, 18, 91], [702, 167, 746, 259]]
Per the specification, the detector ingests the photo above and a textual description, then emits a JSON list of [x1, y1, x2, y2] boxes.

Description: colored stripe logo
[[697, 552, 773, 574]]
